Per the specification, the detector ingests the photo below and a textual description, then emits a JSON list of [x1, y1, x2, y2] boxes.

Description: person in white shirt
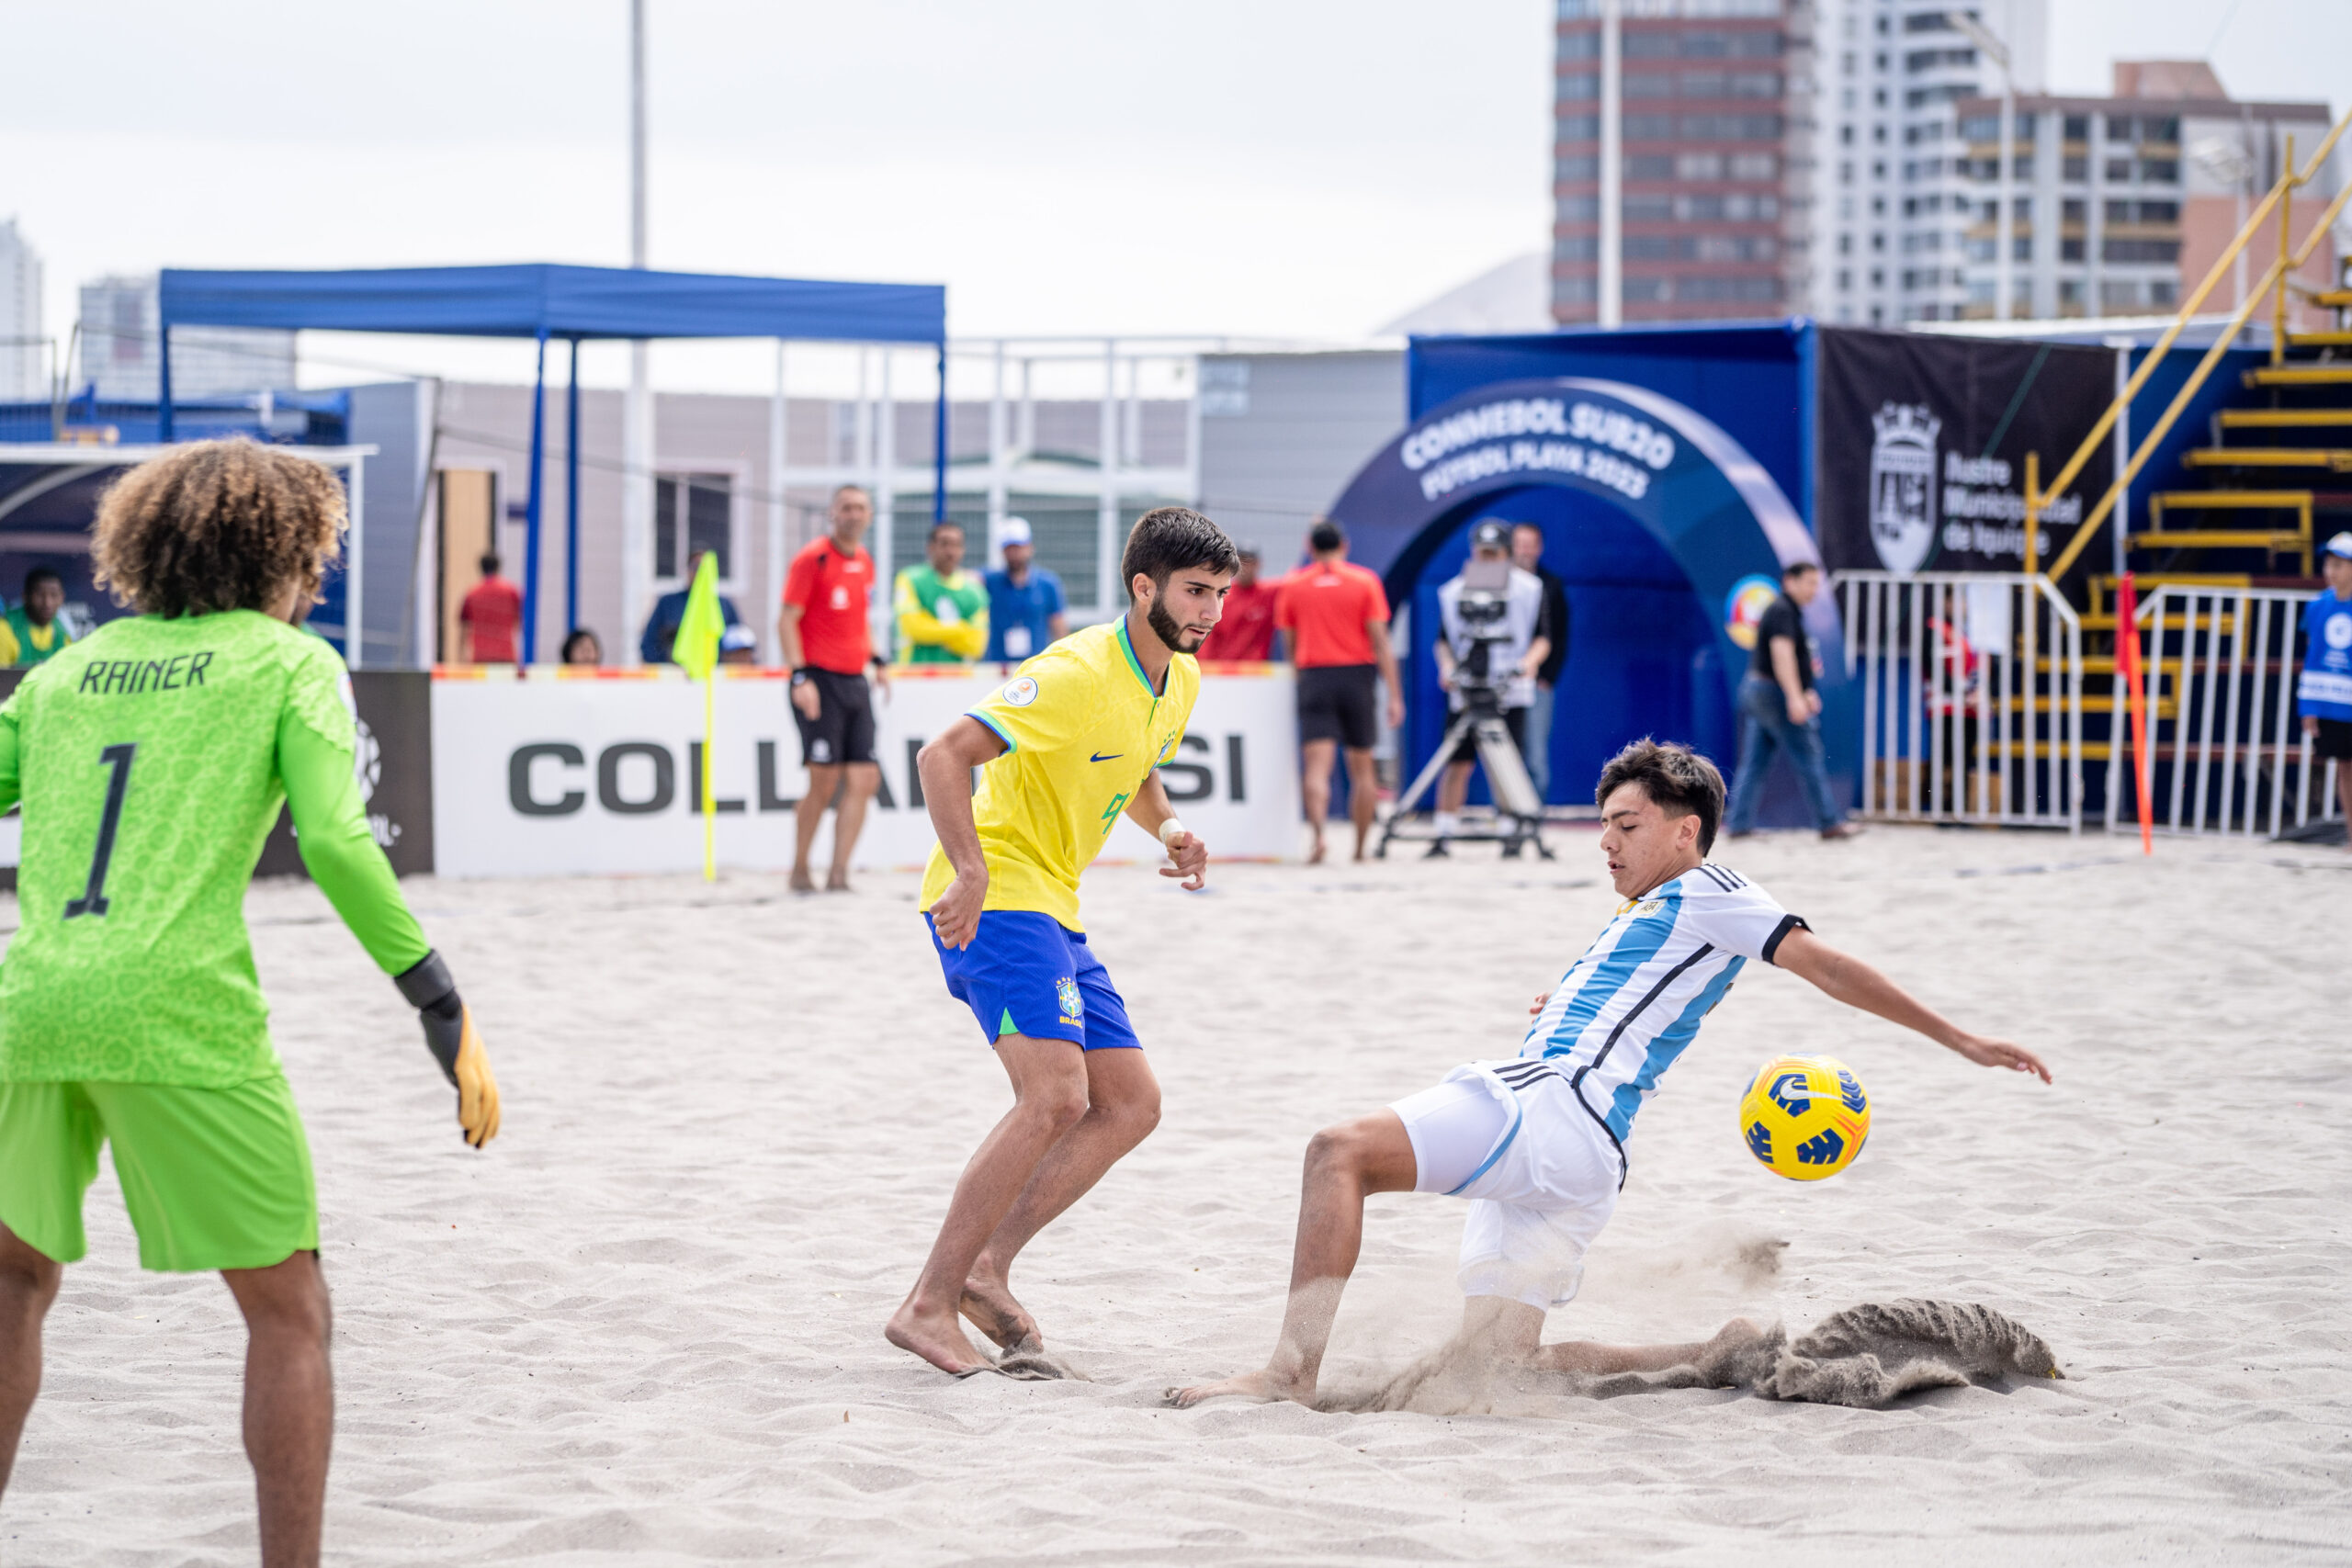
[[1169, 738, 2051, 1409], [1430, 519, 1549, 852]]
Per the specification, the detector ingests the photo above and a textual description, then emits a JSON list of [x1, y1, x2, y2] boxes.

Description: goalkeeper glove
[[394, 951, 502, 1149]]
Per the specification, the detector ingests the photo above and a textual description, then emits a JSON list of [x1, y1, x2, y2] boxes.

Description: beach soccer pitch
[[4, 827, 2346, 1563]]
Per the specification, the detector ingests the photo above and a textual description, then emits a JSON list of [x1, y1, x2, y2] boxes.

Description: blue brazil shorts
[[925, 910, 1143, 1052]]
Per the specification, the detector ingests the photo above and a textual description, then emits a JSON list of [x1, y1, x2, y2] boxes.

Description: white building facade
[[0, 220, 42, 401], [77, 274, 296, 401]]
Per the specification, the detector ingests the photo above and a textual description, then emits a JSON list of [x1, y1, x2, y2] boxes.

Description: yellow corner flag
[[673, 553, 725, 880]]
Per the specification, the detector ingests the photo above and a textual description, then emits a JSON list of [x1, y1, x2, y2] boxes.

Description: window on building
[[2102, 238, 2180, 264], [2140, 159, 2179, 183], [1967, 238, 1996, 262], [1729, 152, 1777, 178], [2014, 236, 2031, 261], [1624, 72, 1676, 98], [1557, 28, 1599, 61], [1559, 195, 1600, 221], [2063, 155, 2087, 181], [2016, 113, 2038, 140], [2150, 279, 2177, 306], [1838, 233, 1853, 255], [2106, 157, 2132, 182], [1873, 87, 1888, 107], [1555, 274, 1599, 303], [1623, 276, 1670, 302], [1871, 231, 1886, 252], [1869, 268, 1884, 287], [2012, 156, 2034, 179], [653, 473, 733, 584], [2138, 199, 2179, 224], [2103, 199, 2132, 224], [1559, 114, 1600, 141], [2106, 116, 2133, 141], [1624, 194, 1674, 221], [1903, 9, 1952, 30], [1838, 268, 1853, 290], [1623, 153, 1673, 178], [2060, 238, 2085, 261], [1622, 29, 1674, 58], [1841, 125, 1856, 145], [1960, 114, 1998, 141], [2014, 196, 2030, 220], [1624, 114, 1676, 139], [1558, 73, 1600, 100], [1873, 123, 1888, 143], [1676, 152, 1725, 178], [1559, 153, 1601, 180], [2059, 279, 2084, 306], [2145, 117, 2180, 144], [1681, 71, 1728, 96], [1556, 235, 1600, 261], [2100, 279, 2140, 309], [1840, 161, 1855, 185], [2064, 115, 2089, 141], [2062, 198, 2086, 222], [1730, 72, 1781, 97]]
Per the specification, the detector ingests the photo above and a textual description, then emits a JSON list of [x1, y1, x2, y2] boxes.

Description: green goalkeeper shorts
[[0, 1075, 319, 1272]]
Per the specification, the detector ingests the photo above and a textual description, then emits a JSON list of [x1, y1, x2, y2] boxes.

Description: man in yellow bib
[[888, 507, 1238, 1376]]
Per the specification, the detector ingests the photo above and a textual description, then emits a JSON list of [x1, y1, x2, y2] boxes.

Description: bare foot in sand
[[825, 871, 853, 893], [1308, 835, 1328, 865], [1163, 1368, 1310, 1408], [885, 1301, 994, 1376], [959, 1272, 1042, 1354], [788, 866, 817, 895]]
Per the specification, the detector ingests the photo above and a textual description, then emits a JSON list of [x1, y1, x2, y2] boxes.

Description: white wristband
[[1159, 818, 1189, 851]]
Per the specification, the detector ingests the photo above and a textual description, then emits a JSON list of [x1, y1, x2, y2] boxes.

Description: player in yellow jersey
[[888, 508, 1238, 1376]]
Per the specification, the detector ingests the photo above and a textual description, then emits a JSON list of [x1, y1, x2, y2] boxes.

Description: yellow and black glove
[[395, 952, 502, 1149]]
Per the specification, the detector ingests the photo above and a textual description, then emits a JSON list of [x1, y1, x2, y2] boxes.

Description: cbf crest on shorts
[[1056, 976, 1083, 1021]]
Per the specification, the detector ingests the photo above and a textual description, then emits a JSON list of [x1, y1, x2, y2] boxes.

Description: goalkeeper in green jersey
[[0, 440, 501, 1567]]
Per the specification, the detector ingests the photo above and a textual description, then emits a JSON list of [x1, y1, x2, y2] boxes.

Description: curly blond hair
[[91, 438, 348, 618]]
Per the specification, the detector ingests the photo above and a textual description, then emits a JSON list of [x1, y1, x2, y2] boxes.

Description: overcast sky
[[2, 0, 2342, 392]]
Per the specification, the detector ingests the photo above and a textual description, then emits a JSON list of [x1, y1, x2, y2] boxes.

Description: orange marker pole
[[2114, 571, 2154, 854]]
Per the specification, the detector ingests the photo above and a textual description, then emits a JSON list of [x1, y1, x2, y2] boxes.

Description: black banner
[[257, 670, 435, 877], [1815, 327, 2115, 579]]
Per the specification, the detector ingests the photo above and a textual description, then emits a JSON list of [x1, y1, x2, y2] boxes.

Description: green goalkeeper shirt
[[0, 611, 431, 1088]]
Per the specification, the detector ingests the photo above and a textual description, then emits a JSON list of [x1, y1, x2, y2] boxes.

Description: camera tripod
[[1375, 696, 1552, 860]]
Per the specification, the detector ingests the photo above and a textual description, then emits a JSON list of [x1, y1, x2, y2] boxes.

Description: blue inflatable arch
[[1329, 375, 1834, 709]]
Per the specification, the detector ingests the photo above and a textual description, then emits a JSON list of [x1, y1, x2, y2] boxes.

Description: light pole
[[622, 0, 655, 661], [1948, 12, 2014, 321], [1599, 0, 1622, 329]]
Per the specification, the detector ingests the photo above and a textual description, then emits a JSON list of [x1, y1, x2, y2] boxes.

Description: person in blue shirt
[[2299, 531, 2352, 843], [982, 517, 1068, 663], [639, 549, 744, 664]]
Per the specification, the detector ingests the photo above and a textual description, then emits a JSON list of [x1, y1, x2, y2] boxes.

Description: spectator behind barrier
[[560, 628, 603, 667], [639, 549, 743, 664], [458, 552, 523, 665], [982, 517, 1068, 662], [1196, 542, 1280, 662], [2, 568, 74, 668], [895, 522, 989, 664]]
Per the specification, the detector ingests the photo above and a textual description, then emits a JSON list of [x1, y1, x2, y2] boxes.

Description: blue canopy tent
[[156, 264, 948, 661]]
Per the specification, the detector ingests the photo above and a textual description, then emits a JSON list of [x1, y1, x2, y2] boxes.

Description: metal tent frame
[[155, 264, 948, 661]]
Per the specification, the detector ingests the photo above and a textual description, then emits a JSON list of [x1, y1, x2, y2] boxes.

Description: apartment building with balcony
[[1948, 62, 2338, 321]]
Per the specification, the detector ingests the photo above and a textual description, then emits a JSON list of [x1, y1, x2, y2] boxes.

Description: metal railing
[[2032, 107, 2352, 584], [1836, 570, 2083, 831], [2113, 583, 2344, 837]]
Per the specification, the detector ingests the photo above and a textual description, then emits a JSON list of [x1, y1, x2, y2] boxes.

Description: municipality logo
[[1868, 402, 1941, 576], [1056, 976, 1083, 1021]]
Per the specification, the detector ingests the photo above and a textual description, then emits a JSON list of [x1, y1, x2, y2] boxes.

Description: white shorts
[[1389, 1060, 1623, 1311]]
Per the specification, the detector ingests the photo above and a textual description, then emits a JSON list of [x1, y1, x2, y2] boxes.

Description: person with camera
[[1430, 520, 1549, 855]]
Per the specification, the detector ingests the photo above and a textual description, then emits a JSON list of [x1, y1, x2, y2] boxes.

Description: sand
[[5, 825, 2350, 1565]]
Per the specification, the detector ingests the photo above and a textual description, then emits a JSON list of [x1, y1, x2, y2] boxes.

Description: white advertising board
[[430, 666, 1301, 878]]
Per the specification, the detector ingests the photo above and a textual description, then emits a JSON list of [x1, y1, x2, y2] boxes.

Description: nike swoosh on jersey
[[1090, 751, 1125, 761]]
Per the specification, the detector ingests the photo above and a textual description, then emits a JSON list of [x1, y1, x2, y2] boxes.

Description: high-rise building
[[1948, 62, 2340, 323], [1552, 0, 1814, 325], [1804, 0, 2046, 326], [0, 220, 42, 402], [77, 274, 296, 402]]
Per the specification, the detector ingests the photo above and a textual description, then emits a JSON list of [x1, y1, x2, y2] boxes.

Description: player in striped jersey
[[1170, 739, 2049, 1408]]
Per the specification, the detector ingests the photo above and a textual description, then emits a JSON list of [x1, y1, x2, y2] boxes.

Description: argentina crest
[[1867, 401, 1940, 576]]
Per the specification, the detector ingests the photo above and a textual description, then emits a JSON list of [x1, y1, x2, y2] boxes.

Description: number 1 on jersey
[[65, 743, 136, 919]]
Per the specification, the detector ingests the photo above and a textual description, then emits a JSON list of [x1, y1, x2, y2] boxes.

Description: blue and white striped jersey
[[1521, 863, 1805, 1170]]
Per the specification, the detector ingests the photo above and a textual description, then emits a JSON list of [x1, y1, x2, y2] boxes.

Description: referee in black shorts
[[1278, 520, 1405, 863], [780, 484, 893, 892]]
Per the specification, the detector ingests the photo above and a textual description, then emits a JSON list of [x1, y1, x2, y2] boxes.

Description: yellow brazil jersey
[[919, 618, 1198, 932]]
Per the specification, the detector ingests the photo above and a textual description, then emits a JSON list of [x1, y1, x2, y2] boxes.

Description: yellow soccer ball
[[1739, 1055, 1871, 1180]]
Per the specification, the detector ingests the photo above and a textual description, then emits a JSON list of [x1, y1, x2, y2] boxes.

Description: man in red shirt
[[1275, 520, 1404, 863], [1195, 543, 1280, 662], [780, 485, 891, 893], [457, 552, 522, 664]]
